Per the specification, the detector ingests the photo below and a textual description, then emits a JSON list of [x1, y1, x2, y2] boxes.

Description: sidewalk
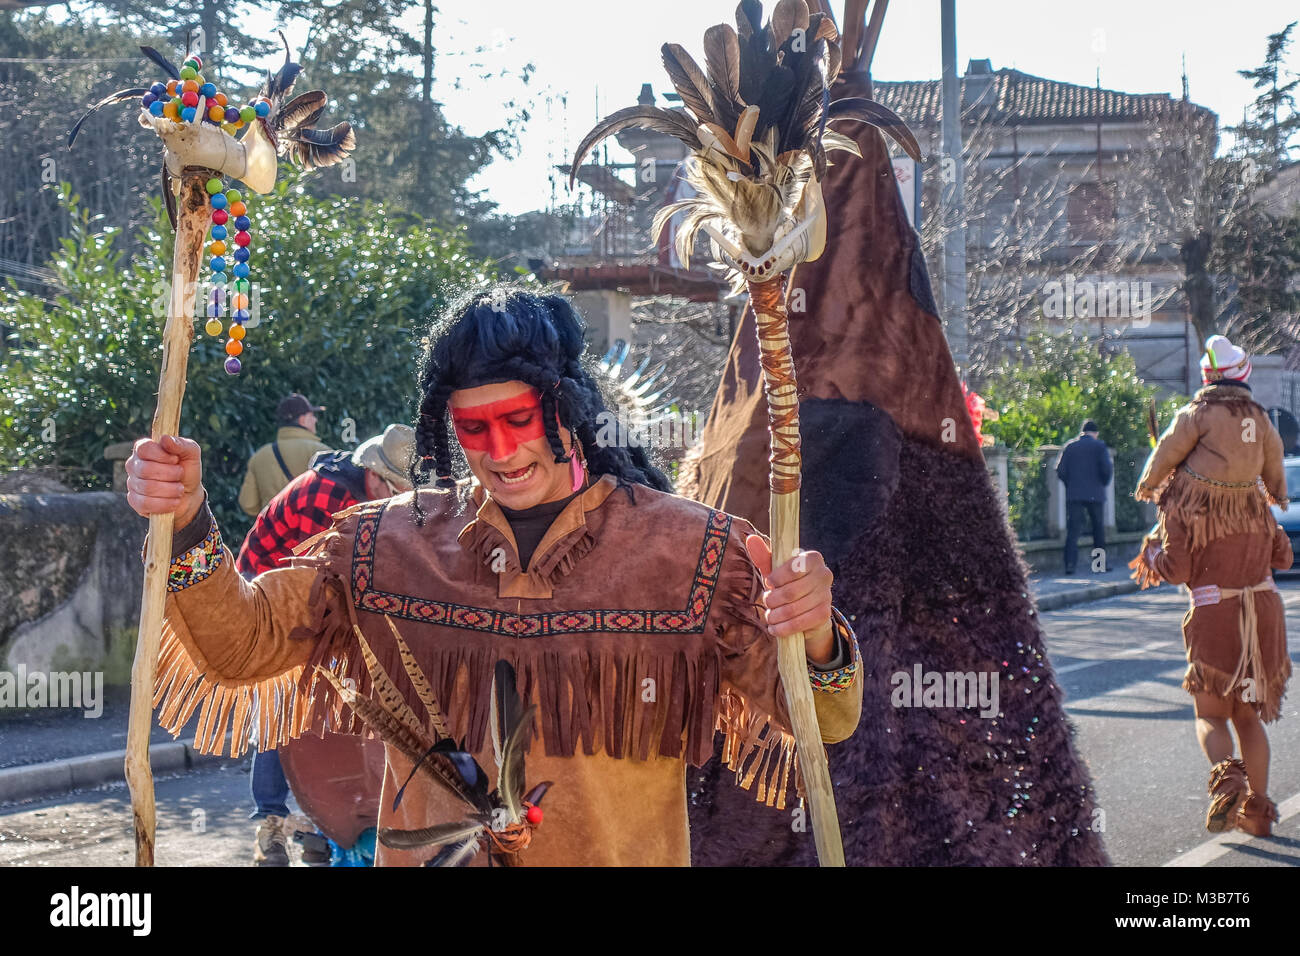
[[0, 687, 235, 804], [1028, 563, 1140, 611]]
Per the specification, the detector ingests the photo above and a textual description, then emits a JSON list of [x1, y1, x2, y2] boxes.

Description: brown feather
[[569, 106, 701, 187], [352, 625, 428, 744], [662, 42, 717, 124], [702, 121, 746, 161], [826, 96, 921, 161], [704, 23, 743, 125], [772, 0, 811, 46], [385, 617, 451, 739], [274, 90, 326, 134]]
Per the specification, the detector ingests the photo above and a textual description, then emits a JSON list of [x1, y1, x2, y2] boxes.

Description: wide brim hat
[[353, 424, 416, 490]]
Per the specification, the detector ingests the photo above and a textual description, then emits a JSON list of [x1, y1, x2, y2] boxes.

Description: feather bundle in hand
[[326, 627, 552, 867]]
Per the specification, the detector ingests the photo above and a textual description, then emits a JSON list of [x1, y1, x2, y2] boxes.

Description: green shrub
[[1, 181, 493, 539], [981, 332, 1185, 537]]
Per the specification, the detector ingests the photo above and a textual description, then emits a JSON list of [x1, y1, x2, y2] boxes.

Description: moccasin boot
[[1236, 793, 1278, 837], [1205, 758, 1248, 833]]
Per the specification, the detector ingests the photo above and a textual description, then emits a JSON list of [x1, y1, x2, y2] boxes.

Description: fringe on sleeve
[[712, 523, 805, 811], [153, 508, 368, 756]]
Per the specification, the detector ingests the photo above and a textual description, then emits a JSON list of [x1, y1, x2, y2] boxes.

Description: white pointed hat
[[1200, 335, 1252, 383]]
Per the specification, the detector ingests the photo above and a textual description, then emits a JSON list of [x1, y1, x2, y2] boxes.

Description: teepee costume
[[1131, 336, 1291, 721], [676, 1, 1109, 866]]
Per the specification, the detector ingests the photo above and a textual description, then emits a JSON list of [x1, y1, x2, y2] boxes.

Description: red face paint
[[450, 390, 546, 461]]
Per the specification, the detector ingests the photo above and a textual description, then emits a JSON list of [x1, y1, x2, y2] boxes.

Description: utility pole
[[940, 0, 968, 375]]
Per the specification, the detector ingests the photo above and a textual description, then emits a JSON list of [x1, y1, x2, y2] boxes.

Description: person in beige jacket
[[238, 393, 331, 516], [1131, 335, 1291, 836]]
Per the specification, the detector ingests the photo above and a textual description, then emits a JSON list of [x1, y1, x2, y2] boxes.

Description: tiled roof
[[872, 69, 1215, 127]]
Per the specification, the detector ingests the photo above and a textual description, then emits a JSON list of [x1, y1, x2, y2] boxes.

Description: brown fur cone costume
[[679, 6, 1108, 866]]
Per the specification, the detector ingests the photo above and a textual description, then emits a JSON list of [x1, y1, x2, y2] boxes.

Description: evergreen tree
[[1231, 21, 1300, 173]]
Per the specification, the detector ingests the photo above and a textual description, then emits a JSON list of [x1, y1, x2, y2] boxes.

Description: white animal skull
[[137, 96, 278, 195]]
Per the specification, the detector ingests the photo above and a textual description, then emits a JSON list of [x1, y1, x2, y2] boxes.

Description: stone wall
[[0, 492, 146, 684]]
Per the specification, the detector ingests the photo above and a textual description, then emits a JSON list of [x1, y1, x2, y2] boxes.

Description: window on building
[[1067, 181, 1118, 242]]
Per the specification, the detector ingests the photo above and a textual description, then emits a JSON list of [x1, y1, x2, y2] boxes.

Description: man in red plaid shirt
[[236, 424, 414, 864]]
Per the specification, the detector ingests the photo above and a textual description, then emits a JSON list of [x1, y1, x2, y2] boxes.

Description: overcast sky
[[276, 1, 1300, 215]]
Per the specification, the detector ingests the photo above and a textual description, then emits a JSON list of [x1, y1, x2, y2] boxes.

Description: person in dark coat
[[1056, 420, 1113, 574]]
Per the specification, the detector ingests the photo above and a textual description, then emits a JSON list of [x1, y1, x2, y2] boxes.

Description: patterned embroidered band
[[809, 609, 861, 694], [1190, 579, 1276, 607], [166, 517, 225, 592]]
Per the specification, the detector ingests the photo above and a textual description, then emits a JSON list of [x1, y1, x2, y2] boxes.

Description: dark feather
[[661, 43, 716, 125], [265, 29, 301, 102], [68, 88, 150, 147], [493, 660, 531, 818], [736, 0, 764, 40], [523, 781, 553, 806], [703, 24, 742, 131], [379, 819, 486, 850], [1147, 398, 1160, 445], [737, 8, 777, 105], [139, 45, 179, 81], [391, 739, 489, 813], [424, 838, 481, 867], [569, 106, 702, 187], [755, 65, 796, 140], [273, 90, 327, 134], [282, 122, 356, 168], [826, 96, 922, 161], [434, 738, 491, 804]]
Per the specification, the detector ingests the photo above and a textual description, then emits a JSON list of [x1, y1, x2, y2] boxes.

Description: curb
[[1032, 579, 1141, 612], [0, 742, 235, 805]]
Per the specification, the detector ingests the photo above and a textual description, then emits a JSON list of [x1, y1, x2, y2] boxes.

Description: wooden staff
[[748, 276, 845, 867], [124, 169, 209, 866]]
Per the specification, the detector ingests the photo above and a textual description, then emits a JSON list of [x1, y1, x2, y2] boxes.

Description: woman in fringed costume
[[124, 285, 863, 866], [1130, 334, 1292, 837]]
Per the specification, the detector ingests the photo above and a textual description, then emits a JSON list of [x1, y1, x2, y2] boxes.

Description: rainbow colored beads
[[202, 182, 254, 375]]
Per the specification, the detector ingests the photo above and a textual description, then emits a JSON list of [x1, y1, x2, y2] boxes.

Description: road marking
[[1164, 791, 1300, 867], [1055, 640, 1176, 675]]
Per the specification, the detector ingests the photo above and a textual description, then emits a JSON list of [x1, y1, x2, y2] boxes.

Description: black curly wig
[[409, 284, 673, 523]]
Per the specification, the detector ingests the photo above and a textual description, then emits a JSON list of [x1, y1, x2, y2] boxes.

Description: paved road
[[1045, 578, 1300, 867], [2, 578, 1297, 867]]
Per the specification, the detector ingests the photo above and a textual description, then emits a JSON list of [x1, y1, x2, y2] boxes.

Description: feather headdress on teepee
[[569, 0, 919, 285]]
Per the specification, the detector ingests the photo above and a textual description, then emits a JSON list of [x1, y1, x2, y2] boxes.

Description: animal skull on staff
[[68, 34, 354, 866]]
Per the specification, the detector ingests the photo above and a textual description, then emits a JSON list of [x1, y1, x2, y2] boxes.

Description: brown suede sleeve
[[1262, 423, 1287, 505], [153, 512, 342, 755], [1137, 406, 1200, 498], [1271, 524, 1294, 571], [713, 519, 862, 750], [1152, 513, 1192, 585], [165, 551, 322, 682]]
